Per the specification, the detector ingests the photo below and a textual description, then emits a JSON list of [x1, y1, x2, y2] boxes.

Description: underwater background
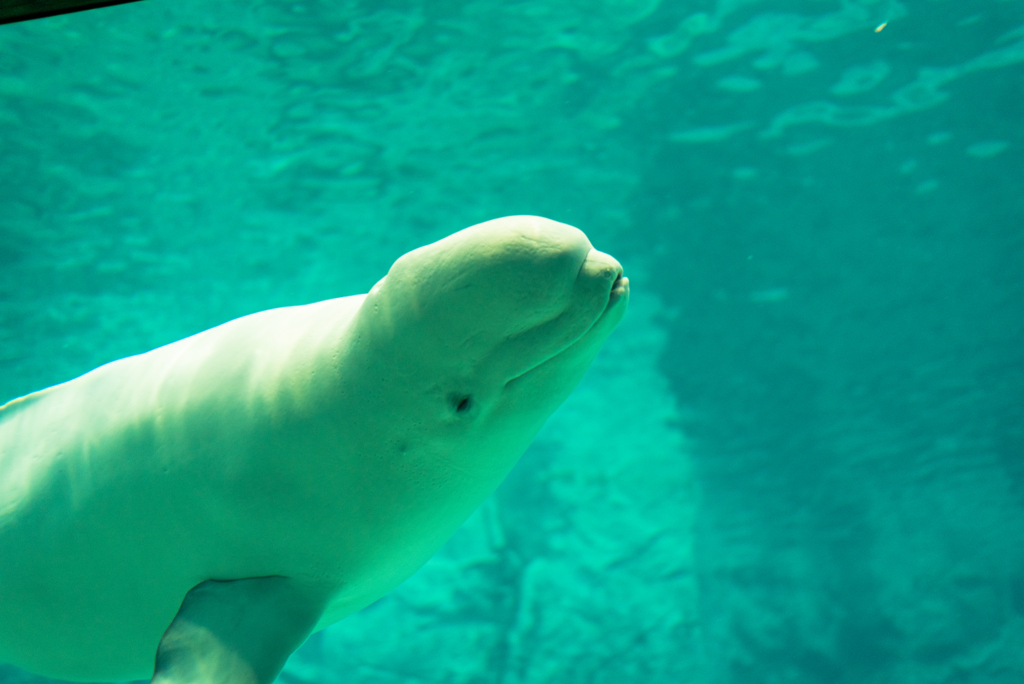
[[1, 0, 1022, 682]]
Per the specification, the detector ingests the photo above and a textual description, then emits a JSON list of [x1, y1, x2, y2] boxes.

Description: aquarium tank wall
[[1, 0, 1022, 682]]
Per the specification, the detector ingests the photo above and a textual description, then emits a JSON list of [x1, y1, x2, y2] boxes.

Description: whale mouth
[[502, 268, 629, 388], [587, 272, 629, 339], [606, 274, 628, 309]]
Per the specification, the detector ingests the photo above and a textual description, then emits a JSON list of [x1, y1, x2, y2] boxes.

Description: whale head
[[353, 215, 628, 480]]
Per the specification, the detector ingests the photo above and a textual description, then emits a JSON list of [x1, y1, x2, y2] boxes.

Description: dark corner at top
[[1, 0, 144, 26]]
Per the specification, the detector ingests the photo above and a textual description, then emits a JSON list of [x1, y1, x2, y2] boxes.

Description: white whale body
[[0, 216, 628, 684]]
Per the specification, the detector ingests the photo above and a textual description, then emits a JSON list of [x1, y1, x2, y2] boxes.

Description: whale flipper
[[151, 577, 327, 684]]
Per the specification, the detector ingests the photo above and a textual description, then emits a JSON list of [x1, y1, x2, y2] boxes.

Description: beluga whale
[[0, 216, 628, 684]]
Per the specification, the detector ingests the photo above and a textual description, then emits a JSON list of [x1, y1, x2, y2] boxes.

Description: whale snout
[[608, 272, 629, 308], [487, 241, 629, 427], [491, 246, 628, 385], [577, 248, 628, 315], [580, 248, 622, 284]]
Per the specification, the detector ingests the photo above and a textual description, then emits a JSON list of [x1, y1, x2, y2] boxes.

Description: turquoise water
[[1, 0, 1022, 682]]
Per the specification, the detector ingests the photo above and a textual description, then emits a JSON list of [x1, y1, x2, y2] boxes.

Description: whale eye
[[452, 395, 473, 414]]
